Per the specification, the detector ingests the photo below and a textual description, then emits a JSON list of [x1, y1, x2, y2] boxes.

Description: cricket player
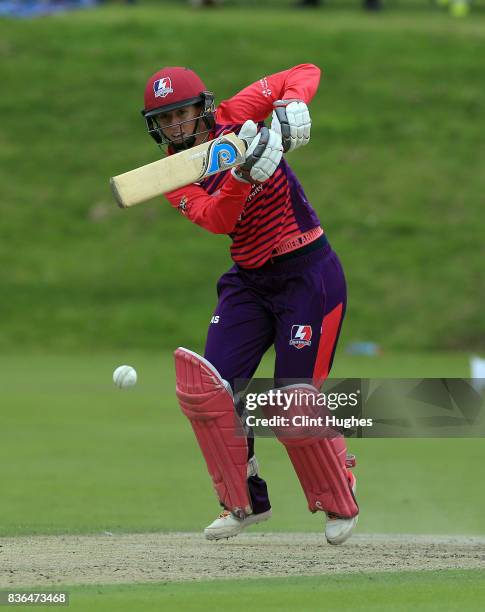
[[142, 64, 359, 544]]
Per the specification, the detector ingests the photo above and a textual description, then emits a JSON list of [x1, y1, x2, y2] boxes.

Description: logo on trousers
[[290, 325, 312, 349]]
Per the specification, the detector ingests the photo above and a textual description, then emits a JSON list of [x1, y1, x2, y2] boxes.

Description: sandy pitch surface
[[1, 533, 484, 588]]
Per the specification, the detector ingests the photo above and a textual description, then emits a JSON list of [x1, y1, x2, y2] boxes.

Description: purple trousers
[[205, 241, 346, 384], [204, 240, 347, 514]]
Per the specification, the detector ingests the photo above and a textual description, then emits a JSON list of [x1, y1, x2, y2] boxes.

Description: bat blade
[[110, 132, 247, 209]]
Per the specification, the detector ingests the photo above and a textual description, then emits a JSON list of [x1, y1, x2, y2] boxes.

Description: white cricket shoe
[[325, 472, 358, 545], [204, 509, 272, 541]]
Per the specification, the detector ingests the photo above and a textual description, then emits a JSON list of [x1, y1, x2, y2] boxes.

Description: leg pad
[[268, 385, 358, 518], [174, 347, 251, 518]]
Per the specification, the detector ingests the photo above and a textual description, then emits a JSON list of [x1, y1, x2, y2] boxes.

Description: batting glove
[[235, 119, 259, 150], [232, 123, 283, 184], [271, 99, 311, 153]]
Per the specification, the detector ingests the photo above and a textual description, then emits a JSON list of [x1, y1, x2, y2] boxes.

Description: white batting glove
[[235, 119, 259, 150], [271, 99, 311, 152], [232, 125, 283, 184]]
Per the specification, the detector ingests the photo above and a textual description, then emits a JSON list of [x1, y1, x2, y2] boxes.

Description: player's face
[[156, 104, 202, 145]]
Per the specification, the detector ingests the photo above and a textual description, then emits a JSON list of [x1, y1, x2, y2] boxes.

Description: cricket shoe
[[325, 471, 358, 546], [204, 509, 272, 541]]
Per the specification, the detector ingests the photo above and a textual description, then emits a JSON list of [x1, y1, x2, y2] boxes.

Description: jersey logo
[[153, 77, 173, 98], [247, 184, 264, 202], [290, 325, 312, 349], [178, 196, 188, 215], [259, 77, 272, 97]]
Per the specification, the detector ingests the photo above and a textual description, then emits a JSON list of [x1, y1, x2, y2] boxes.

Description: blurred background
[[0, 0, 484, 537]]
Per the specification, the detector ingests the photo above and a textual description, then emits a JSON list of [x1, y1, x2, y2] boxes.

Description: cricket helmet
[[142, 66, 215, 148]]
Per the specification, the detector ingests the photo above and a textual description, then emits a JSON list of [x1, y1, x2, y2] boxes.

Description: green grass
[[43, 570, 485, 611], [0, 6, 484, 351], [1, 350, 484, 537], [1, 11, 483, 608]]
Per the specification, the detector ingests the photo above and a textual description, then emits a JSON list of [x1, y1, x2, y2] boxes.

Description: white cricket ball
[[113, 365, 137, 389]]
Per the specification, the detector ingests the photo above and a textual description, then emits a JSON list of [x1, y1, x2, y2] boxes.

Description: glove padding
[[232, 120, 283, 184], [235, 119, 258, 150], [271, 99, 311, 153]]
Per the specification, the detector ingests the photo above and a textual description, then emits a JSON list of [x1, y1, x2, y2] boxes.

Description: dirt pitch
[[1, 533, 484, 588]]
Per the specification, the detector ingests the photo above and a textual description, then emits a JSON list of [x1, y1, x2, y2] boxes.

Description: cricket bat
[[110, 132, 247, 209]]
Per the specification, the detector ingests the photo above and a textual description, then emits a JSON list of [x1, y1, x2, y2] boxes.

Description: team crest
[[178, 195, 188, 215], [153, 77, 173, 98], [290, 325, 312, 349]]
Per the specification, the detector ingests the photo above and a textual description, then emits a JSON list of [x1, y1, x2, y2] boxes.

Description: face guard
[[142, 91, 215, 151]]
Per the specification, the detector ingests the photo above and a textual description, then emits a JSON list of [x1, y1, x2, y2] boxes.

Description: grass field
[[1, 350, 484, 537], [1, 4, 484, 352], [58, 570, 485, 612]]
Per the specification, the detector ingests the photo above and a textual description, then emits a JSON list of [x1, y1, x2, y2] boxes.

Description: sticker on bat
[[204, 138, 242, 176]]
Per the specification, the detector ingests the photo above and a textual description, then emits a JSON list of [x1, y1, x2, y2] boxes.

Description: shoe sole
[[204, 510, 272, 541]]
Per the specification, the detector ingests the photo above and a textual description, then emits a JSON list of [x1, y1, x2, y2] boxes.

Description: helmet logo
[[153, 77, 173, 98]]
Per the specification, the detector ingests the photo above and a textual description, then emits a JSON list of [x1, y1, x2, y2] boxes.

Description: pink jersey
[[165, 64, 322, 269]]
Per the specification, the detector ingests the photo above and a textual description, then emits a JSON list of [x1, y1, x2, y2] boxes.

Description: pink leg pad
[[174, 347, 251, 518], [268, 385, 358, 518]]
